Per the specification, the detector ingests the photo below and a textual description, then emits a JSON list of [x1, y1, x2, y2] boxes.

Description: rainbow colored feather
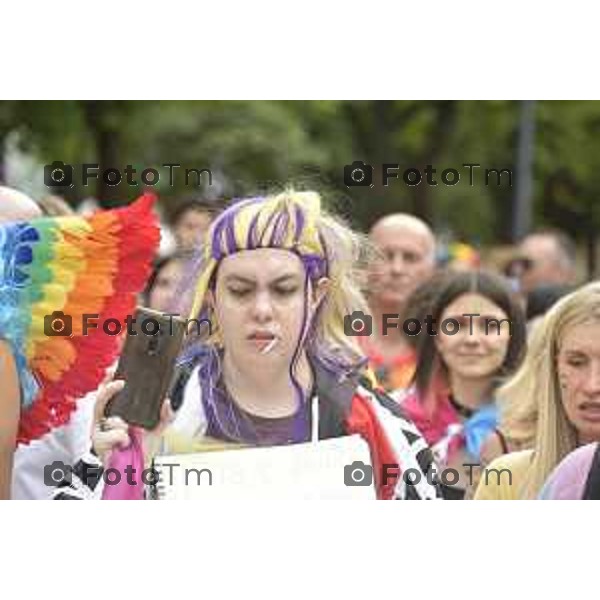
[[0, 194, 160, 445]]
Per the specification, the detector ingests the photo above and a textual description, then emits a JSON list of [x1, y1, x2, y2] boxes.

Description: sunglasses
[[504, 257, 534, 277]]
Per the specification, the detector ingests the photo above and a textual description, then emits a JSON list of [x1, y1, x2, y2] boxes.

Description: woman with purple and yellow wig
[[171, 188, 369, 445], [79, 189, 442, 500], [153, 189, 439, 500]]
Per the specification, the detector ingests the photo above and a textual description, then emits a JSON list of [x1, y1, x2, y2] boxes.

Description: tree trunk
[[81, 101, 122, 209], [412, 101, 457, 225]]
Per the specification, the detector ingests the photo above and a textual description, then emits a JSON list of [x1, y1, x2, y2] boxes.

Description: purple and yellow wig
[[184, 190, 366, 366]]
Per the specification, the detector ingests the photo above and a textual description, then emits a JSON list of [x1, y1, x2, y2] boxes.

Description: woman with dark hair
[[401, 270, 527, 499]]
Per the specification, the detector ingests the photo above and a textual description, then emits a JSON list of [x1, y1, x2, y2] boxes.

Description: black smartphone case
[[105, 307, 187, 429]]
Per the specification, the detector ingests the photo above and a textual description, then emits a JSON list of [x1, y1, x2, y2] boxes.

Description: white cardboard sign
[[153, 434, 376, 500]]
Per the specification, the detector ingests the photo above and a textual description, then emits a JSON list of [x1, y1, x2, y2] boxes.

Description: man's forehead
[[371, 214, 434, 244], [371, 224, 432, 251]]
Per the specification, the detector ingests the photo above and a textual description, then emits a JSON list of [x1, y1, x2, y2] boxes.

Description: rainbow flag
[[0, 194, 160, 444]]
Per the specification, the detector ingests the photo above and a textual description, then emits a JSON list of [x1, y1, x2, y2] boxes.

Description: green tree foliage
[[2, 100, 599, 248]]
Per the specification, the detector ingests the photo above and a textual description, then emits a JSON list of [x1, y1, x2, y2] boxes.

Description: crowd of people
[[0, 184, 598, 500]]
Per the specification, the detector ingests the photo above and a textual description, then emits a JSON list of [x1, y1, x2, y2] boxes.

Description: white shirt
[[168, 366, 207, 439], [11, 392, 96, 500]]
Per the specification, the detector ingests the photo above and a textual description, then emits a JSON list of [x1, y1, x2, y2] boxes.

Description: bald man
[[362, 214, 437, 394], [0, 185, 43, 222]]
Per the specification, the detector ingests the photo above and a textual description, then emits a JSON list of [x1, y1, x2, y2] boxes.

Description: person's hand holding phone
[[92, 379, 174, 465], [92, 380, 130, 465]]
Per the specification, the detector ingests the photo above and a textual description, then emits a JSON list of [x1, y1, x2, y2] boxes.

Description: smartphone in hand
[[104, 307, 187, 429]]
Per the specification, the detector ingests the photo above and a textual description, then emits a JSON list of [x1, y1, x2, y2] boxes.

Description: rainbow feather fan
[[0, 194, 160, 445]]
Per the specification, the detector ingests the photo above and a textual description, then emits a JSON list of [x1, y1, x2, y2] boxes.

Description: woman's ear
[[312, 277, 330, 309]]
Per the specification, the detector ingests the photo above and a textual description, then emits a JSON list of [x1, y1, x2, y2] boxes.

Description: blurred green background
[[1, 100, 599, 258]]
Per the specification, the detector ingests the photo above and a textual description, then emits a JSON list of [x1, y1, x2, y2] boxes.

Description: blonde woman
[[474, 282, 600, 499]]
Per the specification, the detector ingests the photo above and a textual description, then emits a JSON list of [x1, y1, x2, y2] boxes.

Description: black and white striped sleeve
[[52, 452, 105, 500]]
